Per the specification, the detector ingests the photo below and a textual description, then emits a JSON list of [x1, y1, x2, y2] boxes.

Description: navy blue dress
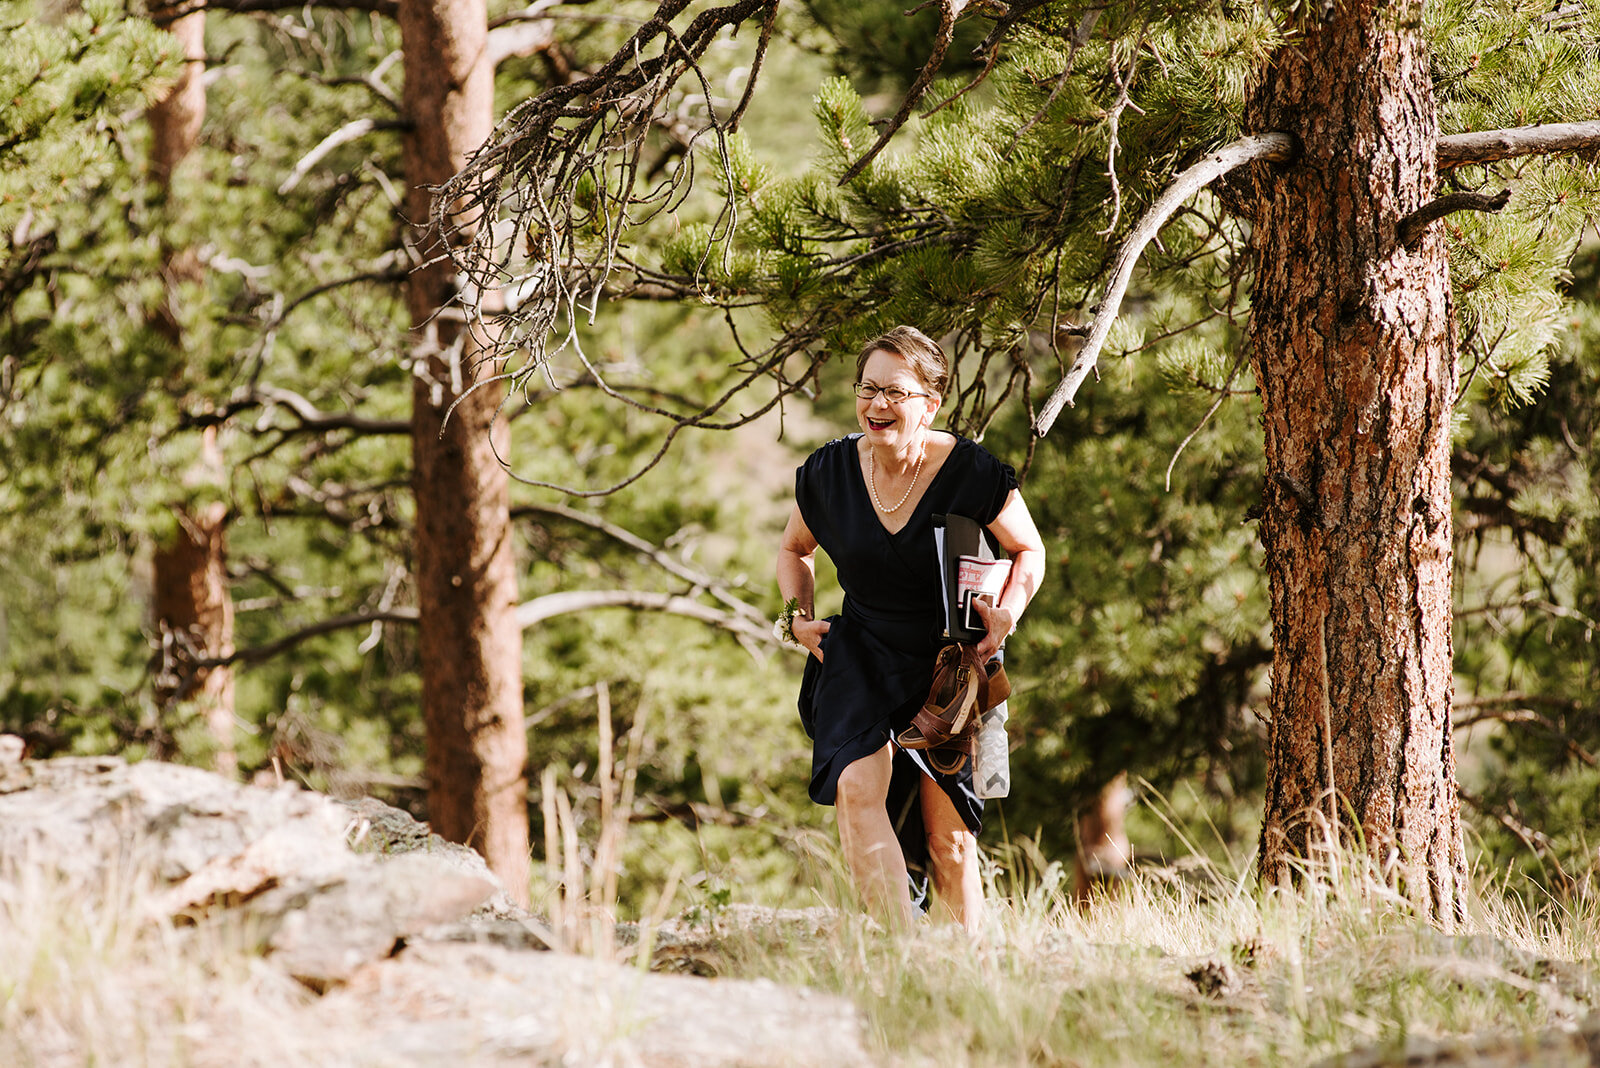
[[795, 432, 1018, 884]]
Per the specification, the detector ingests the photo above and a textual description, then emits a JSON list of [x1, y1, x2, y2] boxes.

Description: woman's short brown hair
[[855, 325, 949, 398]]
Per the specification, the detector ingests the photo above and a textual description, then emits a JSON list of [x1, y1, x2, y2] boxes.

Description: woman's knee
[[835, 777, 880, 822], [834, 753, 889, 812], [925, 828, 976, 879]]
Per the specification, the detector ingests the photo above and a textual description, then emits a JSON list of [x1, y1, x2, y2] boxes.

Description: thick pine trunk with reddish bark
[[1244, 2, 1467, 922], [148, 3, 237, 777], [400, 0, 530, 904]]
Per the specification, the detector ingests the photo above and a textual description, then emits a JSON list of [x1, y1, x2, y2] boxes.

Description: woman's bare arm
[[777, 505, 830, 660], [973, 489, 1047, 660]]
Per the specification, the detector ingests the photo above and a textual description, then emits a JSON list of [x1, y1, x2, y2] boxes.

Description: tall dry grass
[[4, 760, 1594, 1068], [0, 850, 360, 1067], [703, 818, 1600, 1067]]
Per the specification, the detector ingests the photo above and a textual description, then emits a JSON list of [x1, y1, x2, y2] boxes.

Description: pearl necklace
[[868, 445, 926, 514]]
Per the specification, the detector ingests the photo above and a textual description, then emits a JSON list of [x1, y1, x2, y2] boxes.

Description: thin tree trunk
[[1072, 771, 1132, 908], [1244, 2, 1466, 923], [152, 490, 237, 778], [148, 1, 237, 778], [147, 2, 205, 192], [400, 0, 530, 904]]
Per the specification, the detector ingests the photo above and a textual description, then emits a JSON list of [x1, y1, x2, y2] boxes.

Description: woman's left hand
[[970, 598, 1014, 661]]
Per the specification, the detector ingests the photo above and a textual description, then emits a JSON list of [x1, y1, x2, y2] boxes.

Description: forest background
[[3, 0, 1598, 917]]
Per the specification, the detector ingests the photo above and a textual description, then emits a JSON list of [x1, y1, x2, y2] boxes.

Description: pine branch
[[837, 0, 965, 185], [258, 386, 412, 433], [186, 585, 788, 670], [1452, 707, 1597, 769], [1453, 692, 1584, 712], [512, 588, 778, 645], [278, 119, 408, 195], [153, 0, 399, 20], [183, 385, 410, 436], [511, 502, 767, 625], [1397, 188, 1511, 248], [199, 608, 419, 667], [1457, 788, 1581, 891], [1437, 120, 1600, 169], [1033, 132, 1294, 437], [488, 19, 558, 68]]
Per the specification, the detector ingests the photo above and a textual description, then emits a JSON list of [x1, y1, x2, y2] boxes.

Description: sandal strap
[[983, 661, 1011, 709], [926, 733, 973, 775], [896, 645, 994, 757]]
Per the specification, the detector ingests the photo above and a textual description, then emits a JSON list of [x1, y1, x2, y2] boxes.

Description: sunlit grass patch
[[0, 852, 340, 1067], [706, 838, 1599, 1067]]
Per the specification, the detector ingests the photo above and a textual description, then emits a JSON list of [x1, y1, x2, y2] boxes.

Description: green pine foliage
[[1452, 243, 1600, 894], [0, 0, 179, 229], [647, 0, 1600, 874], [4, 0, 1599, 912], [1430, 0, 1600, 410]]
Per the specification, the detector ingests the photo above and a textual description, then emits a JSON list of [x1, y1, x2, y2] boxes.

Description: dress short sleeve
[[793, 442, 828, 534], [794, 438, 851, 555], [978, 448, 1020, 525]]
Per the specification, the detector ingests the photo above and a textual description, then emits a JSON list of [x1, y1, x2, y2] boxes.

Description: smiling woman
[[774, 325, 1046, 934]]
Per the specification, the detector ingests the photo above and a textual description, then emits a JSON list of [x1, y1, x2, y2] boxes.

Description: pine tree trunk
[[400, 0, 530, 904], [1072, 771, 1132, 907], [152, 496, 236, 778], [148, 3, 237, 778], [147, 3, 205, 191], [1244, 2, 1467, 923]]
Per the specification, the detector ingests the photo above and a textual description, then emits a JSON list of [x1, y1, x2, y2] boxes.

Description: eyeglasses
[[854, 382, 932, 403]]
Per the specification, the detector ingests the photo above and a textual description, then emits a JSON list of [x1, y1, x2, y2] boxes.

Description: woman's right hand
[[793, 617, 831, 662]]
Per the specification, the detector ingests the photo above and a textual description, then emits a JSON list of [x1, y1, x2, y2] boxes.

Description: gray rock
[[339, 795, 521, 918], [312, 940, 872, 1067], [257, 853, 498, 985], [1315, 1012, 1600, 1067], [0, 757, 508, 985], [0, 757, 874, 1067], [0, 757, 348, 888]]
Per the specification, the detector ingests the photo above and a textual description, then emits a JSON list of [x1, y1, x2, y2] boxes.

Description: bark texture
[[401, 0, 530, 904], [1243, 1, 1467, 922], [1072, 771, 1132, 907], [148, 3, 237, 777], [152, 496, 237, 778], [147, 3, 206, 191]]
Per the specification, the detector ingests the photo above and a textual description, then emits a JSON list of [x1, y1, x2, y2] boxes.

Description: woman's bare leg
[[834, 744, 915, 930], [919, 774, 984, 934]]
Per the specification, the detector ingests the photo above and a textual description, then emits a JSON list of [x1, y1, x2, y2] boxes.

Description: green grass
[[3, 822, 1595, 1067], [699, 846, 1600, 1067]]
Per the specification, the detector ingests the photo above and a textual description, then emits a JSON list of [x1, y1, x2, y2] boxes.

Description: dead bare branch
[[279, 118, 405, 195], [512, 502, 767, 625], [1397, 187, 1511, 247], [489, 18, 558, 68], [153, 0, 398, 22], [837, 0, 966, 185], [1437, 119, 1600, 169], [1457, 788, 1580, 892], [185, 583, 791, 673], [512, 588, 779, 646], [1033, 132, 1293, 437], [1452, 706, 1597, 768]]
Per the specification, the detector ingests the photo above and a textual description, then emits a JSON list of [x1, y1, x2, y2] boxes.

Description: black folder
[[932, 513, 1005, 644]]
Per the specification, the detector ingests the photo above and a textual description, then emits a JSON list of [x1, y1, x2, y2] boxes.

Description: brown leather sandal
[[924, 657, 1010, 775], [897, 645, 989, 774]]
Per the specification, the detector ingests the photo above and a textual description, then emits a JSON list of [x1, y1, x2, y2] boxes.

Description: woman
[[775, 325, 1046, 933]]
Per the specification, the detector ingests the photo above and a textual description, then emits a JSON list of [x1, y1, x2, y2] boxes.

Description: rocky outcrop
[[0, 756, 869, 1066], [1316, 1013, 1600, 1068]]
